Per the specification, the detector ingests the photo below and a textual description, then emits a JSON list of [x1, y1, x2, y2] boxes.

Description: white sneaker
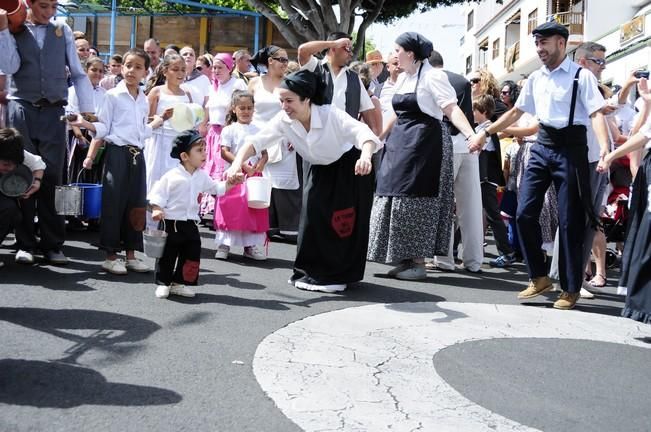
[[214, 245, 230, 260], [294, 279, 346, 293], [395, 263, 427, 281], [243, 245, 266, 261], [126, 258, 150, 273], [169, 283, 195, 297], [102, 259, 127, 275], [580, 282, 595, 299], [15, 250, 34, 265], [155, 285, 170, 299]]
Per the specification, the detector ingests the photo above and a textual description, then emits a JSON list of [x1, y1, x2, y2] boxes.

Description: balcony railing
[[547, 11, 584, 35]]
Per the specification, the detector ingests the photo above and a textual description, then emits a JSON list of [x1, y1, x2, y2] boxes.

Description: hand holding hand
[[227, 172, 245, 186], [467, 133, 485, 153]]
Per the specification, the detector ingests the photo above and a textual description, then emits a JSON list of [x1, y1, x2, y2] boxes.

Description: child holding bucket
[[71, 48, 166, 275], [214, 91, 269, 261], [148, 129, 243, 298], [0, 128, 45, 269]]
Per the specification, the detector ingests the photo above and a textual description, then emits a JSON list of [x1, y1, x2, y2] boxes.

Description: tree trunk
[[243, 0, 387, 54]]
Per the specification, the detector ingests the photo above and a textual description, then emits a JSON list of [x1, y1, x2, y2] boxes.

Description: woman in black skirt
[[225, 70, 382, 293], [599, 118, 651, 323]]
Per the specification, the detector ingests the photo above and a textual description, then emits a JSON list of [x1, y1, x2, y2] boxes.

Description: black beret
[[170, 129, 202, 160], [532, 21, 569, 40]]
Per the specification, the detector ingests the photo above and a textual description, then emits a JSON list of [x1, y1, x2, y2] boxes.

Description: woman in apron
[[367, 32, 476, 280], [225, 70, 382, 293]]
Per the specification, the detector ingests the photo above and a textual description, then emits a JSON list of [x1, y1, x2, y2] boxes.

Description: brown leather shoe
[[553, 291, 580, 310], [518, 276, 553, 299]]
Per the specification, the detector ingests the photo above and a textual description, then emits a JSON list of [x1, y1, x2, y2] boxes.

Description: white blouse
[[181, 74, 211, 107], [220, 122, 260, 169], [206, 78, 247, 126], [393, 61, 457, 120], [250, 104, 382, 166], [148, 165, 226, 221]]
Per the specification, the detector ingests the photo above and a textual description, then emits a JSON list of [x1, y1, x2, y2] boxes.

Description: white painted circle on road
[[253, 302, 651, 431]]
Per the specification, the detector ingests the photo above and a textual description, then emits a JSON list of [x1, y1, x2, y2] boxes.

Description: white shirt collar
[[542, 56, 571, 75]]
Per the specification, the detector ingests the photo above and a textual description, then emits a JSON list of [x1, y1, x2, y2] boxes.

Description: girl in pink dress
[[213, 91, 269, 260]]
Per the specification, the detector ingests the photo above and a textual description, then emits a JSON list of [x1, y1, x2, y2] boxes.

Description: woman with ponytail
[[200, 53, 247, 217]]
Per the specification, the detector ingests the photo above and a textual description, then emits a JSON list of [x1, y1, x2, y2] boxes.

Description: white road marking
[[253, 302, 651, 432]]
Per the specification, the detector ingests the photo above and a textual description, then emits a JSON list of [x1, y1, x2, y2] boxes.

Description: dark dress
[[368, 64, 454, 263], [620, 149, 651, 324]]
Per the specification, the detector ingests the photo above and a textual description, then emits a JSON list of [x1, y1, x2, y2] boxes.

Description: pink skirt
[[214, 172, 270, 233], [200, 124, 224, 216]]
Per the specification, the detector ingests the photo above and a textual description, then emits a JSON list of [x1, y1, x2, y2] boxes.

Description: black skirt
[[292, 147, 375, 285], [621, 150, 651, 324]]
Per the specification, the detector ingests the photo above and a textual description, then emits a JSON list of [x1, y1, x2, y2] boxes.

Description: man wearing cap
[[468, 21, 610, 310], [297, 33, 380, 135]]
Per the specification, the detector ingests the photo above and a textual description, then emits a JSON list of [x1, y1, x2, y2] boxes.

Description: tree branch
[[243, 0, 304, 47], [352, 0, 387, 57], [319, 0, 340, 33]]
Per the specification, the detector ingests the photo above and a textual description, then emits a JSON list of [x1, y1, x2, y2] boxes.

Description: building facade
[[460, 0, 650, 86]]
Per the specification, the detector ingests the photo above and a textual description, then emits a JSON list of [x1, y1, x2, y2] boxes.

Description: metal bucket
[[143, 221, 168, 259], [55, 184, 83, 216]]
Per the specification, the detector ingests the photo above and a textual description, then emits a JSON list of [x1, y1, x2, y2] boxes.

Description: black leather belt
[[31, 99, 67, 108]]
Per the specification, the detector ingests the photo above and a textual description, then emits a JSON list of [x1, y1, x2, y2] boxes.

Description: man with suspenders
[[468, 21, 610, 310]]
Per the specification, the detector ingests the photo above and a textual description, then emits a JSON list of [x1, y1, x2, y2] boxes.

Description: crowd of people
[[0, 2, 649, 324]]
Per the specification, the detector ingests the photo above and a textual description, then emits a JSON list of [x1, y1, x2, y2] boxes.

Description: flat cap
[[170, 129, 202, 160], [532, 21, 569, 40]]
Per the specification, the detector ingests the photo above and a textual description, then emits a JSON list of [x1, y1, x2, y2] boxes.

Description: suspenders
[[568, 67, 582, 127]]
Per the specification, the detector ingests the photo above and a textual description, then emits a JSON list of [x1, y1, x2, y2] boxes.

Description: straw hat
[[365, 50, 384, 65]]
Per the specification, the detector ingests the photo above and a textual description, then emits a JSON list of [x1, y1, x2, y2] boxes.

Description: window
[[478, 38, 488, 67], [528, 9, 538, 34], [492, 38, 500, 60], [467, 10, 474, 30], [465, 55, 473, 75]]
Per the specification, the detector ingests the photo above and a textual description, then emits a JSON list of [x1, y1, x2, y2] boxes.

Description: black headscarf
[[395, 32, 433, 61], [250, 45, 281, 71], [279, 70, 327, 105]]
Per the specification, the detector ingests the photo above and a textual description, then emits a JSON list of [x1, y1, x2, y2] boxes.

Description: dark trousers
[[481, 182, 513, 256], [8, 100, 66, 252], [516, 144, 585, 293], [156, 220, 201, 286], [0, 195, 21, 245], [100, 145, 146, 253]]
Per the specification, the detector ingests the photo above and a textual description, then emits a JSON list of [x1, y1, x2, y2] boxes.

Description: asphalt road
[[1, 227, 648, 432]]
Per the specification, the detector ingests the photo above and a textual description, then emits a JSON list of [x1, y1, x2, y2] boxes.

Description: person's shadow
[[0, 359, 181, 408]]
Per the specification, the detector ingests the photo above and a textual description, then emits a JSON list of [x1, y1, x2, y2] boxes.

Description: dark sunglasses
[[271, 57, 289, 64], [501, 90, 510, 95], [470, 78, 480, 84], [587, 57, 606, 67]]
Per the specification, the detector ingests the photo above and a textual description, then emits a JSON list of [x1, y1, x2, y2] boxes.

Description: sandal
[[588, 274, 607, 288]]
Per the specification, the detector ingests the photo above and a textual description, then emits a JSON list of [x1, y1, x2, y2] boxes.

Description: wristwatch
[[484, 129, 491, 138]]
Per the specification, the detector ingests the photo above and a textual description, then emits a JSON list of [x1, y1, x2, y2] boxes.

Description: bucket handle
[[75, 168, 86, 184]]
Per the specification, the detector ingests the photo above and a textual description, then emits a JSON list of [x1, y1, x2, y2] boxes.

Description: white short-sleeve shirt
[[515, 56, 605, 128]]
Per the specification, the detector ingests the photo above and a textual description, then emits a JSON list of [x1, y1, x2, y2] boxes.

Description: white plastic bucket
[[143, 221, 168, 259], [246, 177, 272, 209]]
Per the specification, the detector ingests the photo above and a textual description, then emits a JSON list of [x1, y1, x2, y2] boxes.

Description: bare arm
[[297, 38, 350, 66], [501, 122, 539, 138], [226, 142, 257, 182], [598, 131, 648, 173], [443, 104, 475, 139], [360, 108, 381, 137]]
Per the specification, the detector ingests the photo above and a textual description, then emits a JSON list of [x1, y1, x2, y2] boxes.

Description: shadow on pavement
[[0, 359, 181, 408], [0, 308, 161, 364]]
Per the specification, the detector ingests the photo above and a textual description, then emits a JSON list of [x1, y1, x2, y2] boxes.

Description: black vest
[[314, 61, 361, 118]]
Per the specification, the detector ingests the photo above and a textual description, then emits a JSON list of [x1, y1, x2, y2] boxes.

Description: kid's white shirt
[[220, 122, 260, 169], [91, 81, 152, 148], [148, 165, 227, 221]]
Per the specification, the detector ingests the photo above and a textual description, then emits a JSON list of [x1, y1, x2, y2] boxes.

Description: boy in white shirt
[[0, 128, 46, 268], [148, 129, 243, 298], [72, 48, 166, 275]]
